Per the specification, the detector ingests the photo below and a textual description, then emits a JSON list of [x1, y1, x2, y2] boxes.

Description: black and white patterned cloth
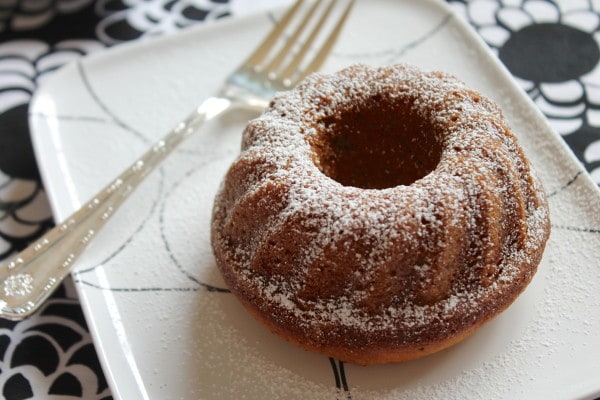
[[0, 0, 598, 398]]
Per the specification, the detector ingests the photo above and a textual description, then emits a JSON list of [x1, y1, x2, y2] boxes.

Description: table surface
[[0, 0, 599, 399]]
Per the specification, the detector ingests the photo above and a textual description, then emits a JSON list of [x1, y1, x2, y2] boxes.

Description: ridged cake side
[[211, 63, 550, 365]]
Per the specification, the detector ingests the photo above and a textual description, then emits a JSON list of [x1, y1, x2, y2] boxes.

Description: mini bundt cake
[[211, 63, 551, 365]]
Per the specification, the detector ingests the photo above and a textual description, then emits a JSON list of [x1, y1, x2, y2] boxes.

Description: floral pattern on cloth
[[0, 284, 110, 399], [449, 0, 600, 184]]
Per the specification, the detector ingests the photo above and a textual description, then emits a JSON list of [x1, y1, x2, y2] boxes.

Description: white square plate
[[29, 0, 600, 398]]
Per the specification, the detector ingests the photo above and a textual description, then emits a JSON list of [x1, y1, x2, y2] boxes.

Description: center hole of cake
[[312, 98, 444, 189]]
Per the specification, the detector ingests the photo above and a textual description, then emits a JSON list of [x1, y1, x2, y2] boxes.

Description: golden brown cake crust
[[211, 63, 551, 365]]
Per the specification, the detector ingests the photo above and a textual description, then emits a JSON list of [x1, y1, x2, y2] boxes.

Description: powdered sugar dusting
[[211, 63, 550, 363]]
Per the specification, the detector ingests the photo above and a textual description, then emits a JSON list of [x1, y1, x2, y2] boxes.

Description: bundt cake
[[211, 63, 551, 365]]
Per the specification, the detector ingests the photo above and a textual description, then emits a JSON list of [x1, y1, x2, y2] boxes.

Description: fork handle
[[0, 97, 232, 320]]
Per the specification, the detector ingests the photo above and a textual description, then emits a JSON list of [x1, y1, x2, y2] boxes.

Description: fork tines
[[243, 0, 355, 89]]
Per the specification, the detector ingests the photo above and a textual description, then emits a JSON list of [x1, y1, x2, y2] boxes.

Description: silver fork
[[0, 0, 354, 320]]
